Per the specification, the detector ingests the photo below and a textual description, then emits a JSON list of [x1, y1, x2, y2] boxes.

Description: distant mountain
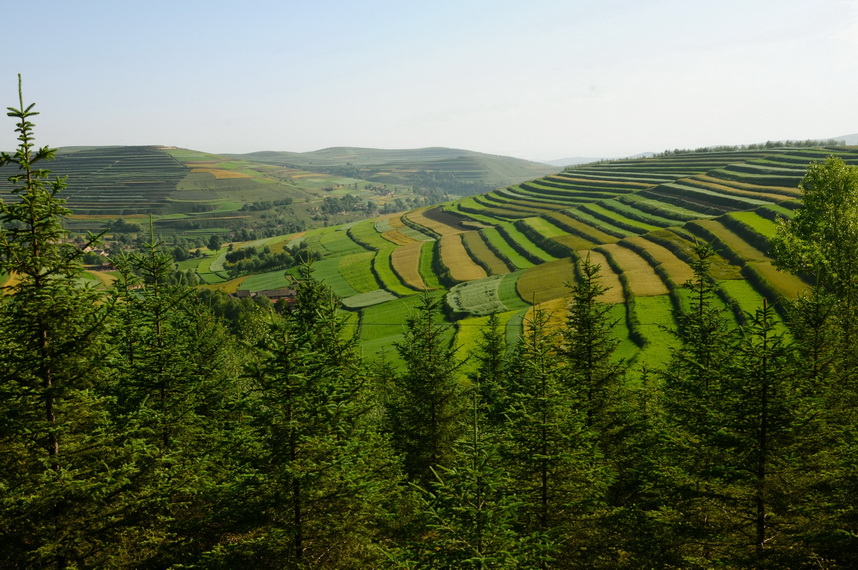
[[834, 133, 858, 145], [227, 147, 558, 196]]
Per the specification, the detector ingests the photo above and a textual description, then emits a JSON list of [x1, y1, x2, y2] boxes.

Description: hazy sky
[[3, 0, 857, 161]]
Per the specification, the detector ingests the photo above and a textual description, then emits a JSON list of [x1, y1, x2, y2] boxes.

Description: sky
[[2, 0, 857, 162]]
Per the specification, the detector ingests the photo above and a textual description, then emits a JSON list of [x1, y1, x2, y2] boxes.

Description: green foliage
[[560, 254, 625, 428], [0, 75, 153, 567], [389, 295, 466, 489], [230, 269, 400, 567], [496, 309, 610, 565], [207, 233, 222, 251]]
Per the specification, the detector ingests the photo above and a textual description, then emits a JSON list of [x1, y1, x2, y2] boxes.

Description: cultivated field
[[150, 145, 858, 366]]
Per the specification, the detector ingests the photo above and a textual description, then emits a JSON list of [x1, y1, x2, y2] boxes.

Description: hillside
[[228, 146, 557, 195], [0, 145, 553, 239], [195, 144, 858, 366]]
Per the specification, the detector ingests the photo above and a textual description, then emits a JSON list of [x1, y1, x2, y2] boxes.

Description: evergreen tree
[[394, 355, 527, 568], [389, 294, 466, 489], [560, 254, 625, 433], [717, 300, 820, 567], [0, 76, 151, 567], [660, 241, 738, 565], [499, 308, 608, 567], [106, 225, 249, 565], [227, 266, 399, 568], [469, 312, 509, 429], [600, 368, 680, 568]]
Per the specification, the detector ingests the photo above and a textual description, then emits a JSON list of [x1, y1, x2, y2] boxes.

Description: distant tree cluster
[[223, 241, 319, 277], [317, 193, 366, 215], [239, 197, 293, 211], [3, 79, 858, 568], [655, 138, 845, 157], [106, 217, 143, 233]]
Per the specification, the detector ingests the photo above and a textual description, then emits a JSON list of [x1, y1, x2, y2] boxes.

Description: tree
[[388, 294, 466, 489], [208, 233, 222, 251], [0, 75, 150, 567], [469, 312, 509, 429], [498, 308, 608, 567], [560, 254, 625, 432], [770, 156, 858, 565], [227, 266, 399, 568], [771, 156, 858, 302], [771, 156, 858, 375], [394, 356, 527, 568], [659, 241, 739, 565]]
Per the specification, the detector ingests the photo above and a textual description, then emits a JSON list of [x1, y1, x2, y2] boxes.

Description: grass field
[[633, 295, 677, 365], [357, 291, 449, 364]]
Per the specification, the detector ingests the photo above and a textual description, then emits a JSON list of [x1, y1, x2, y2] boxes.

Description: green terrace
[[0, 146, 189, 214], [171, 145, 858, 367]]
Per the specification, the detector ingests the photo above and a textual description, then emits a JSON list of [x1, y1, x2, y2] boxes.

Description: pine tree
[[394, 358, 527, 568], [717, 300, 820, 567], [499, 308, 607, 567], [389, 294, 466, 489], [104, 223, 252, 565], [0, 75, 152, 567], [560, 254, 624, 431], [601, 368, 680, 568], [227, 266, 400, 568], [469, 312, 509, 429], [660, 241, 739, 565]]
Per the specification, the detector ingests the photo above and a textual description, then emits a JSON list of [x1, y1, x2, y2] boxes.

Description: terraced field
[[179, 145, 858, 367], [0, 146, 189, 216]]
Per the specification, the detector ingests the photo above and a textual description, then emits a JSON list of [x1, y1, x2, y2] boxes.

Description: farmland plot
[[406, 206, 464, 237], [390, 243, 429, 291], [240, 269, 294, 293], [461, 231, 512, 275], [596, 244, 669, 297], [341, 289, 398, 309], [573, 251, 625, 304], [439, 234, 488, 282], [517, 257, 579, 305], [373, 248, 418, 296], [621, 235, 694, 286], [319, 227, 368, 254], [479, 227, 534, 270], [582, 203, 661, 233], [349, 219, 396, 250], [338, 251, 381, 293], [544, 211, 618, 245], [446, 275, 508, 316]]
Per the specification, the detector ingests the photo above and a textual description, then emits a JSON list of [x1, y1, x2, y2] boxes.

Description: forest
[[2, 83, 858, 569]]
